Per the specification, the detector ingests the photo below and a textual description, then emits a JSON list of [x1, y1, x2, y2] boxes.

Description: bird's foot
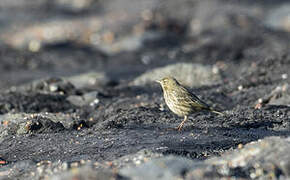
[[176, 123, 184, 131]]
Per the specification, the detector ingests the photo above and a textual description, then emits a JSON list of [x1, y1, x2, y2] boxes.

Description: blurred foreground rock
[[3, 136, 287, 180], [200, 136, 290, 179], [50, 166, 120, 180], [120, 137, 290, 180], [120, 156, 200, 180]]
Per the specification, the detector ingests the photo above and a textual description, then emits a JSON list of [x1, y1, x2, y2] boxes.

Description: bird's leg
[[177, 115, 188, 131]]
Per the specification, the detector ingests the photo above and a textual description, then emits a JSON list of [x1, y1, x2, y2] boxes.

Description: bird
[[156, 76, 223, 131]]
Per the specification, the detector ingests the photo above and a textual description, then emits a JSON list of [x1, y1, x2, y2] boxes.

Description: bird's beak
[[155, 80, 161, 84]]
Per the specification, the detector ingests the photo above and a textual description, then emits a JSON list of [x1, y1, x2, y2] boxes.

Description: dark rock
[[0, 113, 84, 140], [14, 77, 77, 95], [0, 92, 75, 114]]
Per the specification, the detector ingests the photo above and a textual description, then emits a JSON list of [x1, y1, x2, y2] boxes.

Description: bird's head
[[156, 77, 179, 89]]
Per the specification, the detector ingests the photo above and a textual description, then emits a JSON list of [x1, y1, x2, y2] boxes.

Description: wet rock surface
[[0, 0, 290, 179]]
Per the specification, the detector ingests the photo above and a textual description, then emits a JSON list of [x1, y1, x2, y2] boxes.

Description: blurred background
[[0, 0, 290, 89]]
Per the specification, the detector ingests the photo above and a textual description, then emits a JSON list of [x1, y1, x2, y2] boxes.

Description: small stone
[[282, 73, 288, 79], [49, 84, 58, 92], [90, 98, 100, 106], [28, 40, 41, 52]]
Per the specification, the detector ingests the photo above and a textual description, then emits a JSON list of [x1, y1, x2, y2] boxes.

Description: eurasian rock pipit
[[156, 77, 223, 131]]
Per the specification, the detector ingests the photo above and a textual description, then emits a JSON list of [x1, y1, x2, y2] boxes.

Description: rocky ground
[[0, 0, 290, 179]]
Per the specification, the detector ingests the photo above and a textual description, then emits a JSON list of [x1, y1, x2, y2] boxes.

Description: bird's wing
[[176, 86, 211, 109], [188, 90, 211, 109]]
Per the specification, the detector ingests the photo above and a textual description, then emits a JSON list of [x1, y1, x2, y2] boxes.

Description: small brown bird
[[156, 77, 223, 131]]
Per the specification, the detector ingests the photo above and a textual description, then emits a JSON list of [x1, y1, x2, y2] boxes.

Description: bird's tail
[[209, 108, 224, 116]]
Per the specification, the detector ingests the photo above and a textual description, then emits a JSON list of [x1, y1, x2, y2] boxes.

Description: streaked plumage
[[156, 77, 223, 131]]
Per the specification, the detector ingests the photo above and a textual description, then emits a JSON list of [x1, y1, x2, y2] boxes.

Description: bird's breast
[[164, 92, 193, 116]]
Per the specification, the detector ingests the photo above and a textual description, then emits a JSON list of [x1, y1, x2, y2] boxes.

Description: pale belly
[[165, 97, 192, 117]]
